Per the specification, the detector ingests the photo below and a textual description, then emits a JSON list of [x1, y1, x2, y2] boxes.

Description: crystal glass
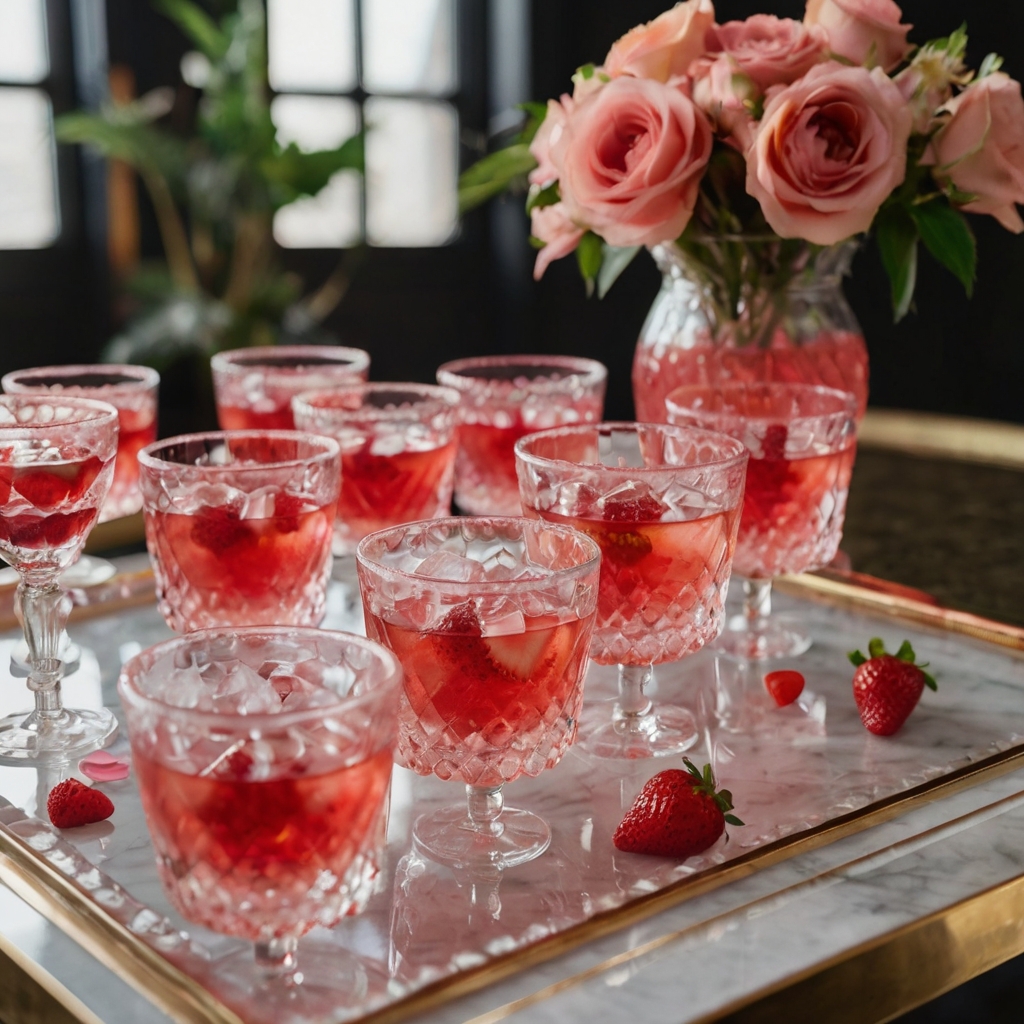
[[666, 382, 858, 660], [292, 382, 460, 555], [357, 516, 600, 869], [211, 345, 370, 430], [516, 422, 748, 759], [0, 395, 118, 762], [139, 431, 339, 632], [118, 626, 400, 1011], [633, 240, 868, 423], [436, 355, 607, 515]]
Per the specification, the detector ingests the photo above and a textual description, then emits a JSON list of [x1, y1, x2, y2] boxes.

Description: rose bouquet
[[460, 0, 1024, 325]]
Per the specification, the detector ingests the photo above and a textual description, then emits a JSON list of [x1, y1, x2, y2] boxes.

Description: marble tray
[[0, 569, 1022, 1024]]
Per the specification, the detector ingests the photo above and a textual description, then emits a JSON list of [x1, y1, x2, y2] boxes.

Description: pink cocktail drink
[[666, 382, 858, 660], [516, 422, 748, 759], [119, 627, 400, 992], [2, 365, 159, 521], [358, 516, 600, 869], [139, 432, 339, 632], [437, 355, 607, 515], [212, 345, 370, 431], [292, 384, 460, 554]]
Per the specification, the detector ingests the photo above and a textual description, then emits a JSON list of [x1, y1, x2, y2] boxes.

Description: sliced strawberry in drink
[[190, 506, 254, 552], [483, 628, 557, 681], [761, 423, 788, 461], [603, 494, 666, 523], [0, 458, 12, 506], [13, 456, 105, 510], [272, 493, 307, 534]]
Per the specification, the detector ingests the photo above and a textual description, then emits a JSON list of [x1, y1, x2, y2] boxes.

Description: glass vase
[[632, 238, 869, 424]]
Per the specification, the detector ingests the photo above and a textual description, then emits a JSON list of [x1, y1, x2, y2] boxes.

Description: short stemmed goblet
[[357, 516, 600, 869], [118, 627, 400, 1013], [0, 395, 119, 763], [212, 344, 370, 430], [516, 423, 748, 759], [436, 354, 607, 515], [139, 431, 339, 631], [666, 383, 858, 660]]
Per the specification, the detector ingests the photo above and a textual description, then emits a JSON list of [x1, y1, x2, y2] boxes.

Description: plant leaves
[[867, 637, 887, 659], [154, 0, 229, 59], [597, 245, 641, 298], [909, 200, 976, 297], [55, 113, 188, 184], [525, 181, 560, 214], [261, 135, 364, 207], [875, 206, 919, 322], [575, 232, 603, 297], [458, 143, 537, 214]]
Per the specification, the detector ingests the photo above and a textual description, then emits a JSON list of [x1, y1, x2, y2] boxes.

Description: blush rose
[[689, 55, 756, 151], [553, 76, 714, 247], [746, 62, 913, 244], [804, 0, 911, 72], [605, 0, 715, 84], [708, 15, 828, 91], [929, 72, 1024, 233], [529, 96, 573, 187], [530, 203, 585, 280]]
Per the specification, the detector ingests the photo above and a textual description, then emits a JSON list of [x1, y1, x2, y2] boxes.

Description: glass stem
[[742, 578, 773, 624], [19, 581, 69, 721], [254, 937, 300, 986], [465, 784, 504, 838], [615, 664, 654, 722]]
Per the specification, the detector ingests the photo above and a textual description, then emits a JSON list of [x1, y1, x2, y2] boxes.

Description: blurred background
[[1, 0, 1022, 437]]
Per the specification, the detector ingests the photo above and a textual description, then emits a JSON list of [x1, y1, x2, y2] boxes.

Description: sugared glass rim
[[292, 382, 461, 424], [117, 626, 402, 727], [210, 344, 371, 377], [138, 429, 340, 474], [514, 420, 748, 475], [356, 515, 602, 590], [0, 394, 120, 435], [436, 354, 607, 394], [664, 382, 858, 431], [2, 363, 160, 394]]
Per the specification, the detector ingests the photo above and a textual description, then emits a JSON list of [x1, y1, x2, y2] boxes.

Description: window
[[0, 0, 60, 248], [267, 0, 459, 249]]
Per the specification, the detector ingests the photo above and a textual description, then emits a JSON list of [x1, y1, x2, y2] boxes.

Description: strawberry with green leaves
[[613, 759, 743, 858], [849, 638, 937, 736]]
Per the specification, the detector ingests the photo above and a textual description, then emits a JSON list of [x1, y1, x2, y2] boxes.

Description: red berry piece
[[613, 759, 743, 858], [761, 424, 788, 461], [849, 638, 938, 736], [190, 506, 253, 553], [603, 494, 666, 523], [764, 669, 805, 707], [47, 778, 115, 829]]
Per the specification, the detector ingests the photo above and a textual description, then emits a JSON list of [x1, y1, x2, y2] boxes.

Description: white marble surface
[[1, 562, 1023, 1023]]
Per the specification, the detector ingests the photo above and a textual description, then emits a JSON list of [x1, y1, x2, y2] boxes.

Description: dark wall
[[3, 0, 1023, 425]]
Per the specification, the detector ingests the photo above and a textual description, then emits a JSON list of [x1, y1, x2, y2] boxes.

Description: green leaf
[[154, 0, 229, 59], [458, 143, 537, 214], [979, 52, 1004, 78], [875, 206, 919, 322], [895, 640, 916, 662], [597, 245, 641, 298], [910, 200, 976, 297], [923, 671, 938, 691], [525, 181, 560, 214], [867, 638, 887, 659], [578, 63, 596, 80], [724, 814, 744, 827], [575, 232, 603, 297], [848, 650, 867, 667], [55, 113, 187, 184], [261, 135, 364, 207], [517, 101, 548, 145]]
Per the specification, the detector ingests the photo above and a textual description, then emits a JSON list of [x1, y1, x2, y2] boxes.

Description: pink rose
[[804, 0, 911, 72], [929, 73, 1024, 233], [605, 0, 715, 84], [529, 97, 573, 187], [553, 76, 713, 247], [707, 16, 828, 91], [747, 62, 912, 244], [689, 55, 755, 150], [530, 203, 585, 280]]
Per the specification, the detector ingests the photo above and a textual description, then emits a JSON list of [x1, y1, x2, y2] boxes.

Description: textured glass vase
[[632, 238, 869, 424]]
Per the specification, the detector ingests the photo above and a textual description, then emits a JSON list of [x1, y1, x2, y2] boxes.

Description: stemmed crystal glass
[[118, 626, 400, 1013], [666, 383, 858, 660], [357, 516, 600, 869], [0, 395, 119, 762], [516, 422, 748, 759]]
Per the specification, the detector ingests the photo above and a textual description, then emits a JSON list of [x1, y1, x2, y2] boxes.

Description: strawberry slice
[[761, 424, 788, 461], [272, 493, 308, 534], [13, 456, 104, 510], [47, 778, 115, 829], [0, 451, 12, 506], [190, 506, 254, 553], [484, 628, 556, 680], [603, 494, 666, 523], [764, 669, 805, 706]]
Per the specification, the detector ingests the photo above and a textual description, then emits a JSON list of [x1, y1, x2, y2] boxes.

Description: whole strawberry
[[850, 638, 937, 736], [47, 778, 115, 829], [613, 759, 742, 858]]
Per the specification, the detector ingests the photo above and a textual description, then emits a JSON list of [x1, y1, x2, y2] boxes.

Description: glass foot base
[[0, 707, 118, 765], [714, 613, 813, 661], [0, 555, 117, 590], [577, 701, 699, 759], [413, 805, 550, 870]]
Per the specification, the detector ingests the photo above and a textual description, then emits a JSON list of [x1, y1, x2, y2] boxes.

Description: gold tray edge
[[0, 829, 243, 1024]]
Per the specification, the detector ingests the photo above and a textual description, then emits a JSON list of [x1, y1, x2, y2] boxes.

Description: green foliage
[[876, 205, 919, 322], [597, 245, 641, 298], [458, 143, 537, 214], [909, 200, 976, 297], [575, 232, 604, 297]]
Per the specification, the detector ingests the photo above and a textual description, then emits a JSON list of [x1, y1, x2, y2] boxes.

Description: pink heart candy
[[79, 750, 131, 782]]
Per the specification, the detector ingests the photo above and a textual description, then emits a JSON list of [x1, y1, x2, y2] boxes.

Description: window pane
[[272, 95, 361, 248], [362, 0, 457, 96], [365, 97, 457, 247], [0, 0, 48, 83], [268, 0, 356, 93], [0, 88, 59, 248]]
